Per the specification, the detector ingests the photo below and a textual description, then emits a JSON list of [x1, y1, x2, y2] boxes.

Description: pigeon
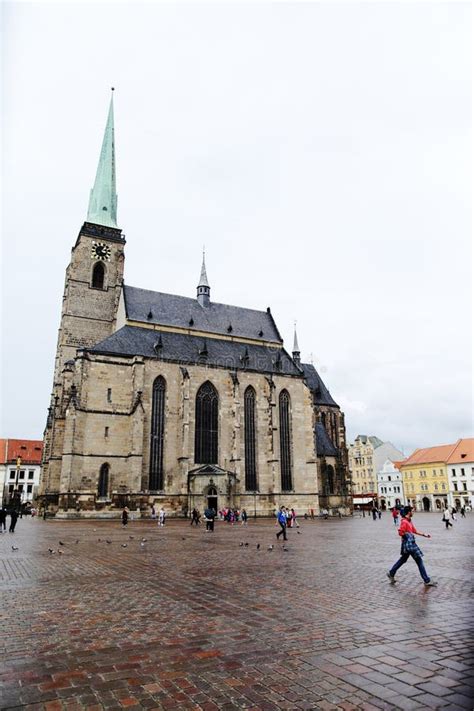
[[59, 541, 65, 546], [283, 547, 289, 552], [239, 542, 244, 547], [181, 537, 186, 541], [256, 543, 260, 550], [297, 530, 302, 534], [93, 528, 97, 531], [75, 540, 80, 544], [58, 550, 64, 555], [121, 543, 128, 548], [267, 545, 274, 551], [129, 535, 134, 540], [98, 538, 102, 542], [141, 538, 147, 542], [11, 545, 19, 551], [106, 540, 112, 544], [48, 548, 55, 554], [244, 542, 249, 547], [140, 542, 146, 548]]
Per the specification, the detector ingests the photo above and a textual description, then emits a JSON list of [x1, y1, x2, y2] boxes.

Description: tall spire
[[292, 322, 301, 366], [197, 249, 210, 307], [87, 89, 118, 228]]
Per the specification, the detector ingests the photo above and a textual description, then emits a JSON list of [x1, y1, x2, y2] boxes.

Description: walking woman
[[442, 508, 453, 529], [387, 506, 437, 587]]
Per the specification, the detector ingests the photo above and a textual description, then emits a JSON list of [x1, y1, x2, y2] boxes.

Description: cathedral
[[40, 93, 351, 518]]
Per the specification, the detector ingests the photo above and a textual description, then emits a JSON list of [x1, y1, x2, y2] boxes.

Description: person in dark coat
[[9, 510, 19, 533], [0, 506, 7, 532], [204, 507, 216, 532], [121, 507, 129, 526]]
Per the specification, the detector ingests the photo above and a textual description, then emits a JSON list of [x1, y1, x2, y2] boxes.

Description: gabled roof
[[2, 439, 43, 464], [315, 423, 338, 457], [300, 363, 339, 407], [89, 326, 301, 376], [353, 435, 384, 448], [446, 438, 474, 464], [0, 439, 7, 465], [401, 443, 459, 467], [123, 285, 282, 343]]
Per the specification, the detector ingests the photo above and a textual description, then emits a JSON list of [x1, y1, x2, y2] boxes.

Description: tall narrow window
[[149, 376, 166, 490], [279, 389, 293, 491], [98, 463, 109, 498], [244, 386, 258, 491], [195, 381, 218, 464], [326, 464, 335, 494], [92, 261, 105, 289]]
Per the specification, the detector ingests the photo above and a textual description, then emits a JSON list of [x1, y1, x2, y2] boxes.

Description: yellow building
[[400, 444, 455, 511]]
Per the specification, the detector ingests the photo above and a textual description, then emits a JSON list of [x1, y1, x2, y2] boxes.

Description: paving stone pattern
[[0, 513, 473, 710]]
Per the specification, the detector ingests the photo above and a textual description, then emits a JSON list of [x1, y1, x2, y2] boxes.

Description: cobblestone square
[[0, 513, 472, 710]]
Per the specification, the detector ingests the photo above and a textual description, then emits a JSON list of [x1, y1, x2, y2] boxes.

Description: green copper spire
[[87, 90, 118, 228]]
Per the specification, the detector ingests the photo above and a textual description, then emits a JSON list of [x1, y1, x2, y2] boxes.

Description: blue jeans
[[389, 552, 430, 583]]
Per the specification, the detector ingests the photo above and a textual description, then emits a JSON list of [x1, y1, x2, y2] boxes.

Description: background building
[[446, 438, 474, 509], [0, 439, 43, 507], [400, 443, 455, 511], [377, 459, 406, 510], [348, 435, 404, 502]]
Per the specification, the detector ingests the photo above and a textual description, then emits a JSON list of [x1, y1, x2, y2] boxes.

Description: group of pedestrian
[[371, 506, 382, 520], [218, 507, 248, 524], [0, 507, 19, 533], [442, 505, 466, 528], [190, 508, 201, 526]]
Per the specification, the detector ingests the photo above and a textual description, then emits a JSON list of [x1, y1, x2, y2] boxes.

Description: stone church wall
[[53, 352, 319, 518]]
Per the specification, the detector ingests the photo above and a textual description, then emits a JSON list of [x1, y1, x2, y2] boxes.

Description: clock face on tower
[[91, 241, 111, 261]]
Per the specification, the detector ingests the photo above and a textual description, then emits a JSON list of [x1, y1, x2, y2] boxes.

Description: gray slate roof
[[315, 423, 339, 457], [123, 285, 282, 343], [89, 326, 301, 376], [355, 435, 384, 448], [301, 363, 339, 408]]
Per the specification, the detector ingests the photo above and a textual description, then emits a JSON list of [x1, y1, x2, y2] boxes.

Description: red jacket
[[398, 518, 420, 537]]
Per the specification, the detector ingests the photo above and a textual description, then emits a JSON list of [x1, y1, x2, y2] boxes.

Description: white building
[[446, 438, 474, 510], [0, 439, 43, 507], [377, 459, 406, 510]]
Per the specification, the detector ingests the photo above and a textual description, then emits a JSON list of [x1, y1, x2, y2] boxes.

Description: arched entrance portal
[[422, 497, 431, 511], [207, 486, 218, 513]]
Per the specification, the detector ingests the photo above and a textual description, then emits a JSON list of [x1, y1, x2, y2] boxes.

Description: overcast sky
[[1, 1, 472, 454]]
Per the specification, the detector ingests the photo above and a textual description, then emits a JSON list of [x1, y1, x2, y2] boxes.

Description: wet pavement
[[0, 512, 473, 710]]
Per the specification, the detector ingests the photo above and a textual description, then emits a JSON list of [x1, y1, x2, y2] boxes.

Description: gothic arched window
[[279, 389, 293, 491], [195, 381, 218, 464], [92, 261, 105, 289], [326, 464, 335, 494], [98, 463, 109, 498], [244, 386, 258, 491], [149, 376, 166, 490]]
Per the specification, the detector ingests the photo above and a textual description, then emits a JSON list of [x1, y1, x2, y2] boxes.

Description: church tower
[[51, 90, 125, 385], [42, 91, 126, 505]]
